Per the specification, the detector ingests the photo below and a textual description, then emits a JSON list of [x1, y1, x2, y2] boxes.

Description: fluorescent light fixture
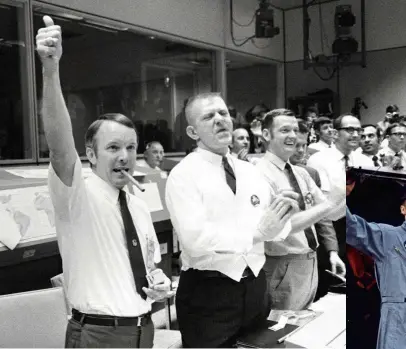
[[84, 19, 128, 31], [81, 22, 118, 33]]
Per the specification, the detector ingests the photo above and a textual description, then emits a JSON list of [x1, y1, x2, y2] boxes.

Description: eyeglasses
[[338, 127, 363, 135], [390, 132, 406, 137]]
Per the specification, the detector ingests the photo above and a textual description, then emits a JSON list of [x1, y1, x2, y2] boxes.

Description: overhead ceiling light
[[149, 36, 156, 40]]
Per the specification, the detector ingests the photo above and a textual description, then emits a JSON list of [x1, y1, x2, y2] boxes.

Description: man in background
[[308, 117, 334, 154], [359, 124, 382, 167], [138, 141, 165, 170]]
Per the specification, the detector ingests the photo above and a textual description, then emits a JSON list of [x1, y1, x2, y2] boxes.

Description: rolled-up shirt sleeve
[[48, 154, 85, 222]]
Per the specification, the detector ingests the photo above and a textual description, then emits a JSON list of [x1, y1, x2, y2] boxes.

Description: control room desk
[[238, 293, 346, 349]]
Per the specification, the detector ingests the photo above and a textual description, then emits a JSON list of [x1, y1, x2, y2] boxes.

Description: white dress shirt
[[165, 148, 290, 282], [308, 140, 334, 152], [307, 147, 373, 192], [256, 152, 341, 255], [48, 156, 161, 317], [137, 159, 161, 171], [379, 146, 406, 169]]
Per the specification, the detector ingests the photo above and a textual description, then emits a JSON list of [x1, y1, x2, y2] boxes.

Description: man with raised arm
[[36, 16, 171, 348]]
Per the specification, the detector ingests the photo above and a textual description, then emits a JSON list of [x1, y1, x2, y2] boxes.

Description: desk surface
[[285, 293, 346, 349]]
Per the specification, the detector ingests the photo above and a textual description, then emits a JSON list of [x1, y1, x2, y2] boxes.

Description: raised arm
[[36, 16, 77, 186]]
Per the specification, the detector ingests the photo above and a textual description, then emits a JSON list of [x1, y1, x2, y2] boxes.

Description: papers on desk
[[133, 182, 163, 212], [286, 293, 346, 349]]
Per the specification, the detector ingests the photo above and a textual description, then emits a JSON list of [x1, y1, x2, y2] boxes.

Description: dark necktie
[[344, 155, 349, 169], [222, 156, 236, 194], [118, 190, 148, 299], [372, 155, 379, 167], [284, 163, 317, 251]]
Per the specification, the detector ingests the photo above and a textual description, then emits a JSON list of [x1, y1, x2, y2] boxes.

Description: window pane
[[0, 2, 32, 160], [34, 11, 214, 158], [226, 53, 277, 128]]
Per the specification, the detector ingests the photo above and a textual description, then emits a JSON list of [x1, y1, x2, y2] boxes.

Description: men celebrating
[[256, 109, 345, 310], [36, 16, 171, 348], [165, 93, 299, 348]]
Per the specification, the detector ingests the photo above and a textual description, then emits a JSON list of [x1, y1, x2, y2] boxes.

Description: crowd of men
[[36, 14, 397, 349]]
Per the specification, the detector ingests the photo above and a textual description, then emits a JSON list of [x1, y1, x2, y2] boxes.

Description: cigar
[[121, 170, 145, 192]]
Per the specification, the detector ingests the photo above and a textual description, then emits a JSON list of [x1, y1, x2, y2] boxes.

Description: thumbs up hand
[[35, 16, 63, 72]]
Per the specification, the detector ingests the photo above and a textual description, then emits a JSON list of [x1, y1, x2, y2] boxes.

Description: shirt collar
[[86, 171, 120, 202], [196, 147, 231, 166], [264, 151, 289, 171]]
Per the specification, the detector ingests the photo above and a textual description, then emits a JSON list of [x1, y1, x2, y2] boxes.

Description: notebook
[[236, 320, 299, 348]]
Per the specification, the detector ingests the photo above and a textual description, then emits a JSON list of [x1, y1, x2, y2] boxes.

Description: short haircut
[[85, 113, 137, 154], [385, 122, 406, 137], [362, 124, 382, 138], [313, 117, 333, 131], [333, 113, 355, 130], [184, 92, 222, 126], [298, 120, 309, 134], [262, 108, 296, 131], [386, 104, 399, 114]]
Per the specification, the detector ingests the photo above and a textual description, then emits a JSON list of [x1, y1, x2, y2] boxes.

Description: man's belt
[[198, 267, 254, 279], [72, 309, 151, 327]]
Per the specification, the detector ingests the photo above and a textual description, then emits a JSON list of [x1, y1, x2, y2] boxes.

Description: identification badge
[[251, 195, 260, 207]]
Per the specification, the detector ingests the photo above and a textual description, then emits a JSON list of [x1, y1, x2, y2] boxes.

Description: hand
[[329, 251, 346, 277], [142, 271, 174, 302], [36, 16, 63, 73], [259, 195, 296, 240]]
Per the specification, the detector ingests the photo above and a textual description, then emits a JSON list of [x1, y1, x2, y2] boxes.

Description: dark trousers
[[176, 268, 269, 348], [65, 317, 154, 348]]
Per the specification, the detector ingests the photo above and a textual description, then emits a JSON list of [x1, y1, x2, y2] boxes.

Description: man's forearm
[[290, 201, 333, 234], [42, 69, 76, 159]]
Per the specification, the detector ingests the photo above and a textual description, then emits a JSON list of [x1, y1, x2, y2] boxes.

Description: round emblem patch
[[251, 195, 260, 207], [304, 192, 314, 206]]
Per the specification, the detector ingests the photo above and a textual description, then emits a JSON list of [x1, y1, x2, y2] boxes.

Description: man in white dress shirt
[[256, 109, 345, 310], [36, 16, 171, 348], [308, 114, 373, 259], [165, 93, 303, 348]]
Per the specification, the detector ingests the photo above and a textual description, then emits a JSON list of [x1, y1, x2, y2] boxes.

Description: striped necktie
[[222, 156, 236, 194], [284, 163, 317, 250]]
